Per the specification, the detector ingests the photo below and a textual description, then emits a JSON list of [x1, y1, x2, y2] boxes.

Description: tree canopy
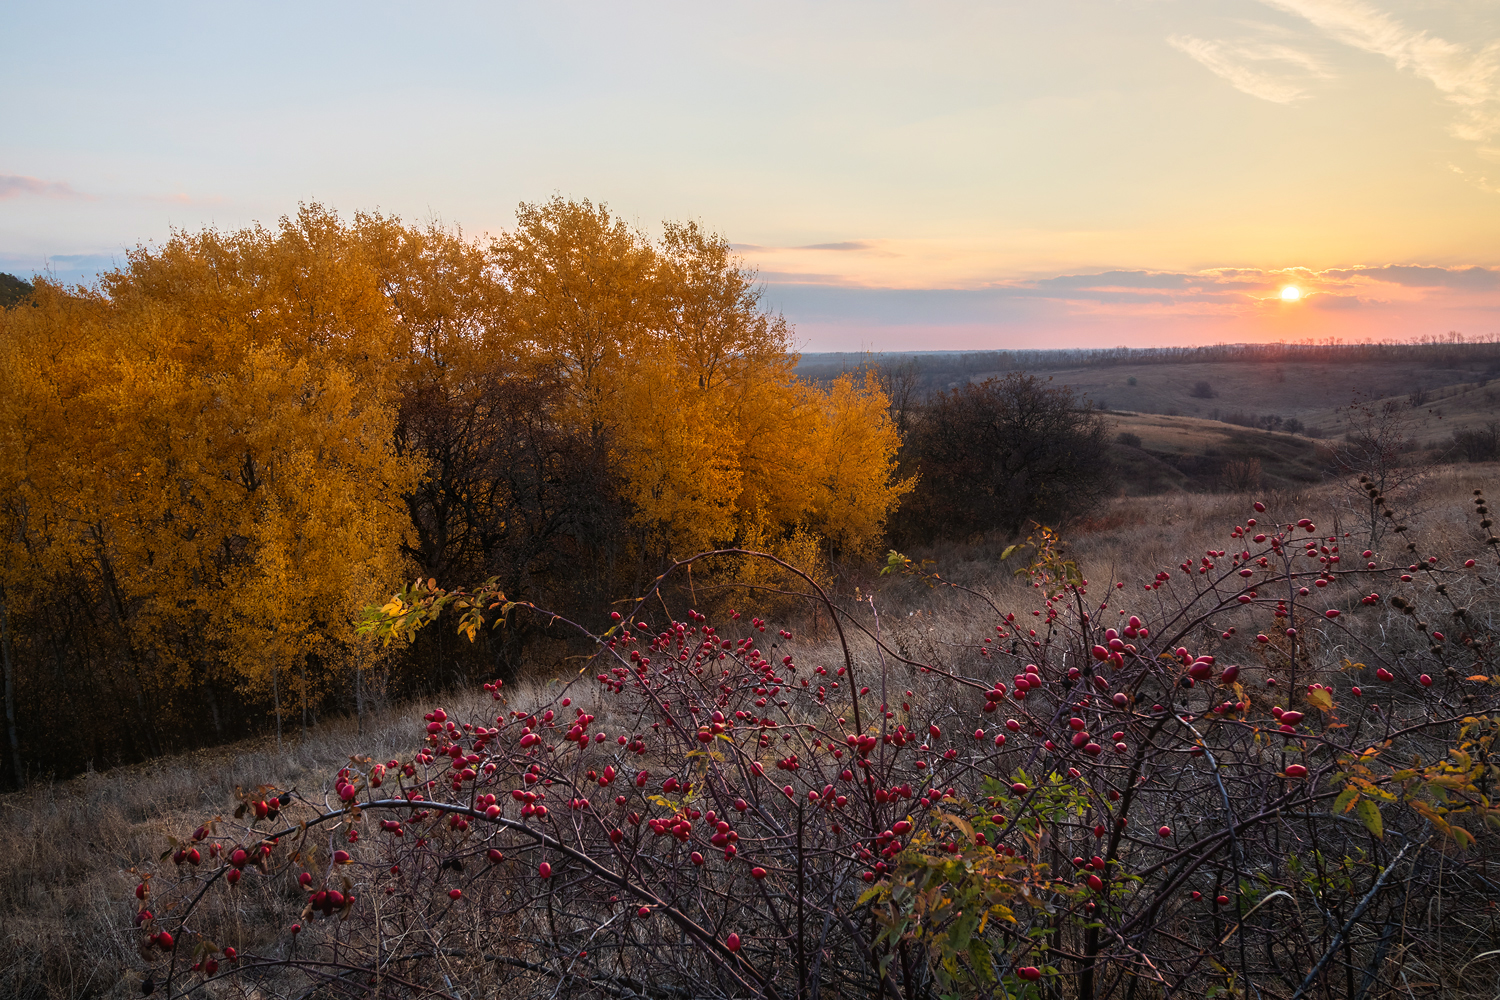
[[0, 200, 910, 784]]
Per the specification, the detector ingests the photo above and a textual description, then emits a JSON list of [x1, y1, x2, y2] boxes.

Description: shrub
[[1452, 422, 1500, 462], [1116, 431, 1143, 448], [1189, 380, 1215, 399], [131, 488, 1500, 999], [896, 373, 1111, 541], [1219, 457, 1263, 492]]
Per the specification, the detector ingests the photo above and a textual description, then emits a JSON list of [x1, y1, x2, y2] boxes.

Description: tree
[[0, 272, 32, 308], [0, 199, 918, 784], [1452, 421, 1500, 462], [1328, 391, 1424, 548], [491, 197, 655, 442], [897, 374, 1110, 541], [0, 207, 420, 774]]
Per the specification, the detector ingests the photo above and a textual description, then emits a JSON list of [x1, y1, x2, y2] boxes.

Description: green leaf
[[1001, 544, 1019, 561], [1353, 798, 1383, 839], [1332, 787, 1359, 815]]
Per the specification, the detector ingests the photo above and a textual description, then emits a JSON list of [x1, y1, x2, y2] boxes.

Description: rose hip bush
[[130, 485, 1500, 999]]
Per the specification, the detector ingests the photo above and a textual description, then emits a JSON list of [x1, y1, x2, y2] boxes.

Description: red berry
[[449, 889, 463, 900], [726, 932, 741, 951], [751, 867, 767, 880], [1158, 826, 1172, 837], [538, 862, 552, 878]]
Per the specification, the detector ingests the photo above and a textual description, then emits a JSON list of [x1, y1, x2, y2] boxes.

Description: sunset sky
[[5, 1, 1500, 350]]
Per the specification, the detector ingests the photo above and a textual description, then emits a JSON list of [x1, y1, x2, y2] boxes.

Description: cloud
[[760, 261, 1500, 328], [1167, 34, 1328, 103], [1308, 292, 1366, 309], [1034, 269, 1264, 292], [1323, 264, 1500, 289], [1261, 0, 1500, 139], [797, 241, 874, 251], [0, 174, 93, 201]]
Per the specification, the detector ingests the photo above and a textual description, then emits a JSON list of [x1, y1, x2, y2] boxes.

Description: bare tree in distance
[[1328, 390, 1426, 548], [871, 357, 923, 439]]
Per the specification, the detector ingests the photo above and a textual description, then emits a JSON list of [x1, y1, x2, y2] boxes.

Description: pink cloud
[[0, 174, 94, 201]]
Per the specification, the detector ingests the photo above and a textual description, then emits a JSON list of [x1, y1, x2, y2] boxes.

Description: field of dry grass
[[0, 711, 443, 999], [960, 359, 1494, 429], [4, 463, 1495, 999]]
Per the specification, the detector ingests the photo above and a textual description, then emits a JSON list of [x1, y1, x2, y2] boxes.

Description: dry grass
[[4, 464, 1495, 999], [972, 359, 1489, 426], [787, 464, 1499, 746], [0, 693, 527, 999]]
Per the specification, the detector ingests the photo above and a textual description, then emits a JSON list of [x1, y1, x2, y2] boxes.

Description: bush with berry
[[130, 487, 1500, 999]]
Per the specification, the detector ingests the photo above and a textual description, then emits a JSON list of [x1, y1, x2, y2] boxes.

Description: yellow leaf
[[1306, 688, 1335, 713]]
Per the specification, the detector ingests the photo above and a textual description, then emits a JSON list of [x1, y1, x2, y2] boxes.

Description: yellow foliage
[[493, 197, 912, 562], [0, 207, 419, 725], [0, 198, 914, 748]]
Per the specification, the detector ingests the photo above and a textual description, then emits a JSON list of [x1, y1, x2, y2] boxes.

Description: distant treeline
[[798, 340, 1500, 384]]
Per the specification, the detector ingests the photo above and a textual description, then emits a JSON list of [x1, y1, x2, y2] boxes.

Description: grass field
[[6, 464, 1495, 999], [1106, 411, 1323, 494]]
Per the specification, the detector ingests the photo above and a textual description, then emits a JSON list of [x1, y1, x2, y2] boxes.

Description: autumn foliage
[[0, 200, 908, 785]]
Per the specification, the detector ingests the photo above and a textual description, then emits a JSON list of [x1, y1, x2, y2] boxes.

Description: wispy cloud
[[0, 174, 94, 201], [1261, 0, 1500, 139], [763, 263, 1500, 350], [1168, 34, 1330, 103], [795, 241, 869, 251]]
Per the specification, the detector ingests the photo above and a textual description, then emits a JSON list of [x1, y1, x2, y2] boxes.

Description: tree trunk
[[0, 588, 24, 788], [273, 665, 282, 750], [205, 675, 223, 740]]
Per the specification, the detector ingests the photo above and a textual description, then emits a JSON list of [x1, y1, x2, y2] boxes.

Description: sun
[[1280, 285, 1302, 302]]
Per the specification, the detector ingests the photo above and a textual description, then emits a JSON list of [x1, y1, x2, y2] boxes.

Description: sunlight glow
[[1280, 285, 1302, 302]]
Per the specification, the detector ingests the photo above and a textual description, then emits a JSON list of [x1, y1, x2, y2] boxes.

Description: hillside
[[799, 344, 1500, 434], [1105, 411, 1323, 494]]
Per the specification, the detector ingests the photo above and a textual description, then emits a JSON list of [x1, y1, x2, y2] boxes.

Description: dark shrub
[[896, 373, 1110, 540]]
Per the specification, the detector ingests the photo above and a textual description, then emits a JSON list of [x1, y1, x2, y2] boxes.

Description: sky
[[4, 1, 1500, 351]]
